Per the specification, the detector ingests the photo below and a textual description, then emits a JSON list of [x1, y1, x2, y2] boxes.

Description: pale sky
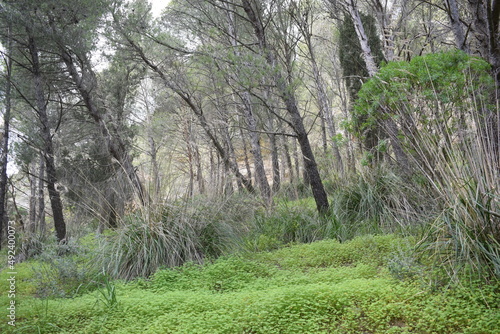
[[150, 0, 169, 17]]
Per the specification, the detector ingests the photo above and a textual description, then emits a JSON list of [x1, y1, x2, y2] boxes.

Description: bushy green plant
[[354, 50, 500, 283], [96, 271, 119, 310], [30, 238, 100, 298], [151, 256, 275, 293]]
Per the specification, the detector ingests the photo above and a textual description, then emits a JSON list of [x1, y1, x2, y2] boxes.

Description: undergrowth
[[2, 234, 498, 334]]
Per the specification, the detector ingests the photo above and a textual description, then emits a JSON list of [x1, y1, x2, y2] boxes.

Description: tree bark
[[29, 162, 37, 234], [240, 92, 272, 201], [225, 7, 271, 201], [267, 116, 281, 193], [0, 23, 13, 249], [60, 50, 148, 206], [295, 8, 344, 174], [37, 154, 45, 235], [241, 0, 329, 213], [345, 0, 379, 77], [28, 35, 66, 242], [446, 0, 469, 52], [239, 119, 253, 185]]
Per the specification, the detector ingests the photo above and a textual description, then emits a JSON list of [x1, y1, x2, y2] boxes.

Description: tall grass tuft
[[329, 166, 430, 241], [417, 125, 500, 282], [97, 194, 259, 280]]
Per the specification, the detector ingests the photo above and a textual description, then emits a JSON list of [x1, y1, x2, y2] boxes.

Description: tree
[[291, 0, 344, 174], [0, 1, 68, 242], [0, 20, 13, 248], [338, 12, 384, 163], [28, 33, 67, 242], [240, 0, 330, 213], [113, 1, 256, 195]]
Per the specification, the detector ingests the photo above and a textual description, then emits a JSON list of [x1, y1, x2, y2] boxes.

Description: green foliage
[[352, 50, 495, 139], [30, 238, 101, 298], [243, 198, 336, 249], [253, 234, 404, 270], [96, 271, 119, 310], [419, 180, 500, 282], [352, 50, 499, 283], [338, 13, 385, 98], [151, 256, 275, 293]]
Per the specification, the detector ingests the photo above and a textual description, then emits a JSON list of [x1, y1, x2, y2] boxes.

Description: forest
[[0, 0, 499, 332]]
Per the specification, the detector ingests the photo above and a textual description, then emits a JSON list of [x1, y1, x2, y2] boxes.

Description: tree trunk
[[60, 51, 148, 206], [184, 120, 195, 198], [267, 116, 281, 193], [143, 89, 161, 202], [37, 154, 45, 235], [194, 143, 205, 194], [309, 49, 344, 174], [148, 134, 161, 200], [241, 0, 329, 213], [123, 36, 255, 194], [298, 12, 344, 174], [286, 94, 329, 212], [345, 0, 379, 77], [239, 119, 253, 185], [446, 0, 469, 52], [281, 131, 294, 182], [28, 162, 37, 234], [28, 35, 66, 242], [292, 137, 301, 184], [225, 7, 270, 200], [0, 23, 13, 249], [240, 92, 271, 202]]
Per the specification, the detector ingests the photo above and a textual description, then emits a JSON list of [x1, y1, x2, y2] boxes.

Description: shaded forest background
[[0, 0, 499, 284]]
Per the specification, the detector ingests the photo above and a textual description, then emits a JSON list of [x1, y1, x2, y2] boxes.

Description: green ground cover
[[1, 234, 498, 333]]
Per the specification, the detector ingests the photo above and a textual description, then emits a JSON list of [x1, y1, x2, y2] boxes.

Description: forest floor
[[1, 234, 499, 333]]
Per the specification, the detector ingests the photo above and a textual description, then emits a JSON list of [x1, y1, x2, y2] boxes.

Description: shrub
[[30, 238, 100, 298], [354, 50, 500, 283]]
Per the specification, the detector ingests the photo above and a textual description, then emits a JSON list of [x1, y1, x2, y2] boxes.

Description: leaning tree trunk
[[241, 0, 329, 213], [225, 7, 272, 201], [29, 35, 66, 242], [296, 11, 344, 174], [122, 35, 255, 194], [345, 0, 379, 77], [60, 50, 148, 205]]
